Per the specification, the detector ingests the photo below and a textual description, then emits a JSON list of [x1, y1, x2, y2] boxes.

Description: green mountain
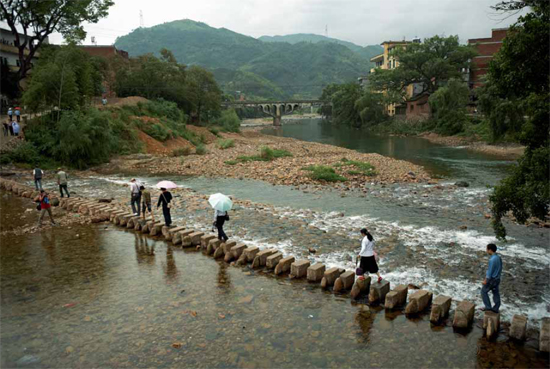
[[114, 20, 376, 99]]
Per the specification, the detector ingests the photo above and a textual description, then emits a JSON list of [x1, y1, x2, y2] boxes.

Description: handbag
[[162, 193, 171, 209], [36, 202, 41, 211], [355, 258, 363, 276], [224, 212, 230, 221]]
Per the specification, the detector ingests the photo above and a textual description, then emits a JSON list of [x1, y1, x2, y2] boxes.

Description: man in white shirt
[[130, 178, 142, 216]]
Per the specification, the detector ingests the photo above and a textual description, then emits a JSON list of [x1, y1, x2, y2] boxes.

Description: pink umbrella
[[155, 180, 178, 189]]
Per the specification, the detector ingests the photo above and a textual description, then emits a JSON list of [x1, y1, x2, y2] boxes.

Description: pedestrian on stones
[[2, 120, 9, 136], [15, 106, 21, 122], [481, 243, 502, 313], [11, 120, 20, 137], [157, 187, 172, 226], [140, 185, 154, 221], [130, 178, 141, 216], [34, 190, 56, 227], [8, 120, 14, 136], [7, 107, 13, 122], [56, 168, 70, 198], [357, 228, 383, 283], [214, 209, 229, 242], [33, 167, 44, 190]]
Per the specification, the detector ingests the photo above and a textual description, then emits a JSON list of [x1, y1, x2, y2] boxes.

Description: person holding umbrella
[[156, 180, 177, 226], [208, 193, 232, 243]]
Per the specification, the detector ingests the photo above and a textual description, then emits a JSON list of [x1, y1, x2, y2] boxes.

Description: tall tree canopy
[[0, 0, 113, 83], [483, 0, 550, 239], [369, 35, 476, 104]]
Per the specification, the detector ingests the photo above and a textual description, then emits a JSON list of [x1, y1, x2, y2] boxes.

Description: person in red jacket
[[34, 190, 56, 227]]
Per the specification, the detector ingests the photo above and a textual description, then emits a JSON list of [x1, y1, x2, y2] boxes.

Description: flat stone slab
[[166, 226, 186, 240], [509, 315, 527, 341], [275, 256, 295, 275], [244, 246, 260, 262], [127, 216, 141, 228], [404, 289, 432, 314], [222, 241, 237, 254], [351, 277, 371, 299], [252, 249, 277, 268], [266, 252, 283, 269], [290, 260, 310, 279], [207, 239, 222, 255], [321, 267, 343, 289], [142, 221, 161, 233], [307, 263, 326, 283], [452, 301, 475, 329], [334, 271, 355, 293], [150, 224, 164, 236], [483, 311, 500, 340], [201, 235, 217, 249], [173, 230, 194, 245], [189, 232, 204, 245], [429, 295, 452, 324], [385, 284, 408, 309], [230, 243, 247, 259], [369, 279, 391, 305], [541, 317, 550, 353]]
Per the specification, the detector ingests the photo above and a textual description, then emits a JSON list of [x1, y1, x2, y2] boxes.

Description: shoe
[[479, 307, 491, 312], [133, 213, 138, 216], [377, 276, 383, 283]]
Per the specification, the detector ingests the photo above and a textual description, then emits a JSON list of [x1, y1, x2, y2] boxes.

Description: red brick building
[[78, 45, 129, 59], [468, 28, 508, 89]]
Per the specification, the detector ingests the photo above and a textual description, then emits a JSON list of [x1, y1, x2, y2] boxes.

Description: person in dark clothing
[[157, 188, 172, 226], [214, 209, 229, 242], [481, 243, 502, 313]]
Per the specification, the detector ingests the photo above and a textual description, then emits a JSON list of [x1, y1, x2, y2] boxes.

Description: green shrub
[[0, 142, 42, 165], [338, 158, 377, 176], [209, 127, 221, 136], [214, 109, 241, 133], [224, 160, 239, 165], [217, 139, 235, 150], [260, 146, 292, 160], [195, 144, 207, 155], [347, 170, 362, 175], [171, 147, 192, 157], [303, 165, 347, 182]]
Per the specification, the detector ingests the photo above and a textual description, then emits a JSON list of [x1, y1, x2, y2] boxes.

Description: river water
[[1, 118, 549, 367]]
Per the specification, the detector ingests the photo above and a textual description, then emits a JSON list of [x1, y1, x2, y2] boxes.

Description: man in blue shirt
[[481, 243, 502, 313]]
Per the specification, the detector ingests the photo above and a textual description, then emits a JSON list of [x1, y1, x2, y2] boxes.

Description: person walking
[[357, 228, 383, 283], [15, 106, 21, 122], [56, 168, 70, 198], [140, 185, 154, 221], [481, 243, 502, 313], [33, 167, 44, 190], [35, 190, 56, 227], [2, 120, 9, 136], [7, 107, 13, 122], [11, 120, 20, 137], [130, 178, 141, 216], [214, 209, 229, 242], [157, 188, 172, 226]]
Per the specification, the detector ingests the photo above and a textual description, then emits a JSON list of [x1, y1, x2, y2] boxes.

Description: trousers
[[481, 278, 501, 313]]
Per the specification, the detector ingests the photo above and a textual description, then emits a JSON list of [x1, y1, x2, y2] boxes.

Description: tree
[[369, 35, 476, 102], [428, 78, 470, 135], [185, 66, 222, 123], [485, 0, 550, 239], [0, 0, 114, 84], [355, 91, 386, 127], [330, 83, 363, 127]]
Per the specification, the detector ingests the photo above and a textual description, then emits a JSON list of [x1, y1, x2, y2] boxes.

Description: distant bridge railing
[[222, 100, 328, 106]]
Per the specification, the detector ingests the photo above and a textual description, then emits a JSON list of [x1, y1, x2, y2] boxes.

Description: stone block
[[172, 230, 194, 245], [214, 245, 225, 259], [266, 252, 283, 269], [333, 271, 355, 293], [120, 214, 136, 227], [252, 249, 277, 268], [142, 221, 160, 233], [320, 267, 344, 289], [290, 260, 310, 279], [223, 241, 237, 254], [404, 289, 432, 314], [369, 279, 391, 305], [452, 301, 475, 329], [201, 235, 217, 249], [274, 256, 295, 275], [189, 232, 204, 246], [150, 224, 164, 236], [127, 216, 141, 229], [231, 244, 247, 259], [207, 239, 222, 255], [110, 210, 126, 222], [307, 263, 326, 283], [166, 226, 185, 241], [430, 295, 452, 324], [244, 246, 260, 262], [385, 285, 409, 309], [540, 317, 550, 353], [134, 219, 147, 231], [509, 315, 527, 341], [351, 277, 371, 299], [483, 311, 500, 340]]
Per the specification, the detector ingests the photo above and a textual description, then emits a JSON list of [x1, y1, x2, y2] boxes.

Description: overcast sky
[[45, 0, 523, 46]]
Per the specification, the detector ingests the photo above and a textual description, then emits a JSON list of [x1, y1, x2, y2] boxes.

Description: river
[[1, 118, 549, 367]]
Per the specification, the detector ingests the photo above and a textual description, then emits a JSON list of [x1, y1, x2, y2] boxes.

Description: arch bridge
[[223, 100, 327, 126]]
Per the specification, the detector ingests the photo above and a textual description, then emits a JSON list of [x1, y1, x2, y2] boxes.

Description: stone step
[[404, 289, 432, 314], [243, 246, 260, 262], [385, 284, 408, 309], [452, 301, 475, 329], [166, 226, 186, 240], [509, 315, 527, 341], [266, 252, 283, 269], [333, 271, 355, 293], [430, 295, 452, 324], [189, 232, 204, 246], [207, 239, 222, 255], [321, 267, 344, 289], [274, 256, 295, 275], [351, 276, 371, 299], [290, 260, 310, 279], [252, 249, 277, 268], [540, 317, 550, 353], [483, 311, 500, 340], [173, 229, 194, 245], [307, 263, 326, 283], [369, 279, 390, 305], [201, 235, 217, 249]]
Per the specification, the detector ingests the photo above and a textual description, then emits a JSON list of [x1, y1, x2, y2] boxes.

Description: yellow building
[[369, 39, 420, 116]]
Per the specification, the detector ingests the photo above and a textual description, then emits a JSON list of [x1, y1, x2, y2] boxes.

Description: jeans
[[216, 216, 228, 242], [38, 207, 55, 225], [162, 206, 172, 226], [34, 179, 42, 190], [481, 278, 501, 313], [131, 193, 141, 216], [59, 184, 70, 198]]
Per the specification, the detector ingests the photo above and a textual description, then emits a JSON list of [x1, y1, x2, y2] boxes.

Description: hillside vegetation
[[114, 19, 381, 99]]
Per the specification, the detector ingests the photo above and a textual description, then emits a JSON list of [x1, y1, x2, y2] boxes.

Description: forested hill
[[259, 33, 382, 60], [114, 20, 378, 99]]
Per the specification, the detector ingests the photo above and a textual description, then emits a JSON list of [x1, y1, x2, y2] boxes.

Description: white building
[[0, 27, 48, 72]]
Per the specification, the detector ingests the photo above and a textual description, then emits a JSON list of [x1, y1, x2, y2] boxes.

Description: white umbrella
[[208, 193, 233, 211], [156, 180, 178, 189]]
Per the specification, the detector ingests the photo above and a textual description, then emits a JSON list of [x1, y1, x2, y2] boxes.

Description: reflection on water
[[262, 119, 513, 186]]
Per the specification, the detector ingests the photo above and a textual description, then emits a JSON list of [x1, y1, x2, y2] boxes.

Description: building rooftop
[[370, 53, 384, 62]]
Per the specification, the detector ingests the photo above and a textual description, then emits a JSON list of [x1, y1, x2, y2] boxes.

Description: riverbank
[[242, 114, 321, 127], [418, 132, 525, 159]]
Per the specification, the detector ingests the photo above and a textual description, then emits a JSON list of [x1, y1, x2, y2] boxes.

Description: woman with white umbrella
[[209, 193, 232, 243], [156, 180, 177, 226]]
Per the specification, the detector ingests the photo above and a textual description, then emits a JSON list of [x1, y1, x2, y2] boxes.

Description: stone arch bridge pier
[[223, 100, 326, 126]]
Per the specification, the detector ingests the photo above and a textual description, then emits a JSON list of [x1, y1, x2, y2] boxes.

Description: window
[[410, 104, 415, 112], [16, 59, 20, 67]]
